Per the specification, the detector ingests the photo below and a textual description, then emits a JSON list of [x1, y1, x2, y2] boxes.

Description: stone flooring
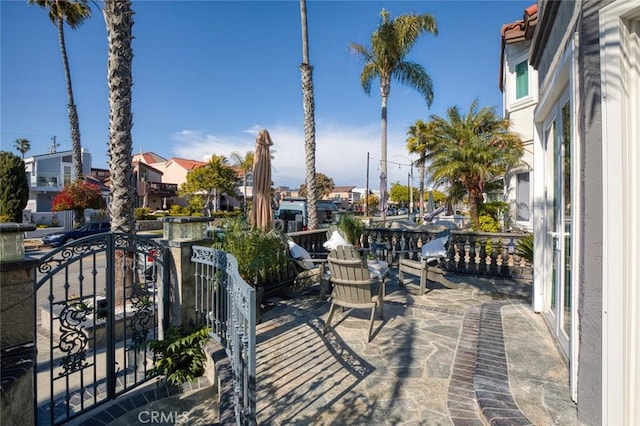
[[65, 271, 583, 425]]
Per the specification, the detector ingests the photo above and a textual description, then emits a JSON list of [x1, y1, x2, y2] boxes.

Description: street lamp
[[392, 155, 414, 219]]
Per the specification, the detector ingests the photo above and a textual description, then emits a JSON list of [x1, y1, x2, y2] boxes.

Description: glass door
[[543, 89, 572, 357]]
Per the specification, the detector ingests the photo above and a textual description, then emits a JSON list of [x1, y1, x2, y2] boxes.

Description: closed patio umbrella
[[250, 129, 274, 231], [379, 172, 388, 214]]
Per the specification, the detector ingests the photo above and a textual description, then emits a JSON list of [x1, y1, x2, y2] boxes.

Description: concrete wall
[[575, 1, 614, 423], [1, 254, 38, 426]]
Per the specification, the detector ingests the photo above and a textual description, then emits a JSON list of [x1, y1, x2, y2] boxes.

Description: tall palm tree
[[14, 138, 31, 158], [103, 0, 134, 307], [350, 9, 437, 221], [103, 0, 134, 234], [230, 150, 254, 213], [406, 120, 433, 220], [29, 0, 90, 182], [299, 0, 318, 230], [427, 100, 524, 229]]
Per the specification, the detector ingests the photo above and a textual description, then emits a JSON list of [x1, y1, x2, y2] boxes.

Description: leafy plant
[[135, 207, 150, 220], [337, 214, 364, 246], [214, 218, 292, 287], [142, 326, 210, 385], [477, 214, 499, 233], [515, 233, 534, 263]]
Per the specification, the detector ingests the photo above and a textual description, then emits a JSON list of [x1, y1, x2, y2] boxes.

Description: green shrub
[[478, 214, 499, 233], [142, 326, 210, 385], [0, 151, 29, 222], [0, 214, 13, 223], [169, 205, 182, 215], [516, 233, 534, 262], [214, 218, 292, 287], [135, 207, 150, 220]]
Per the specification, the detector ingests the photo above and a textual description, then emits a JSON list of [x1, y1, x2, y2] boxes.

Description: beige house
[[499, 4, 538, 231], [323, 185, 359, 210]]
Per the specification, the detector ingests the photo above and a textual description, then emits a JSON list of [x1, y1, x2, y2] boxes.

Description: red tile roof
[[499, 4, 538, 92], [133, 152, 168, 164], [170, 158, 207, 170]]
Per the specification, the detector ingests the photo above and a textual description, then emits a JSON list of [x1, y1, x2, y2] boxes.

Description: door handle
[[549, 231, 570, 238]]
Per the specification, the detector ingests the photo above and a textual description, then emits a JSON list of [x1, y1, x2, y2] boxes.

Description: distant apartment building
[[324, 185, 359, 209], [499, 3, 537, 231], [23, 149, 92, 212]]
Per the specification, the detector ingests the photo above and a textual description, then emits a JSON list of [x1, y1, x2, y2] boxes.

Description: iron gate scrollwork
[[34, 232, 169, 425]]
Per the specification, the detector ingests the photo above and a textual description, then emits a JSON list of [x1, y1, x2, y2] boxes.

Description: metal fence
[[191, 246, 256, 425]]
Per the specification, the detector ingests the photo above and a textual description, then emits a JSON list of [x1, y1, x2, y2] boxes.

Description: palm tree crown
[[350, 9, 437, 219], [14, 138, 31, 159], [426, 100, 524, 229]]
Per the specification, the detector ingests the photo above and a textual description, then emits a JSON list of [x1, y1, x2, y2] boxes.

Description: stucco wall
[[575, 1, 614, 424], [535, 1, 579, 82]]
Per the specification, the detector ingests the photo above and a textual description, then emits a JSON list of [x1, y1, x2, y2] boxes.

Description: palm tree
[[350, 9, 437, 221], [14, 138, 31, 158], [29, 0, 90, 182], [103, 0, 135, 234], [103, 0, 134, 307], [426, 100, 524, 229], [406, 120, 433, 220], [230, 150, 254, 213], [299, 0, 318, 230]]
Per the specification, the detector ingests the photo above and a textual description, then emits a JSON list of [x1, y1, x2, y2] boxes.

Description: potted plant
[[337, 214, 364, 246]]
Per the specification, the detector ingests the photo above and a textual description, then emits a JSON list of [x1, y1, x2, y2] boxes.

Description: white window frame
[[509, 52, 534, 109]]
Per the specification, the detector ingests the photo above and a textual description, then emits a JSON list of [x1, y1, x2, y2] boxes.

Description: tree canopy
[[178, 155, 238, 210], [0, 151, 29, 222], [51, 180, 105, 214], [298, 172, 334, 199], [426, 100, 524, 228], [14, 138, 31, 159]]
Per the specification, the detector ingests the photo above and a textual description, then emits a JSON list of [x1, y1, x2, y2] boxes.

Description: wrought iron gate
[[34, 233, 169, 425]]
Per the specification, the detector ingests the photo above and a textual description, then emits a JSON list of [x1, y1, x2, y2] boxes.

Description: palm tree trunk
[[300, 0, 318, 230], [104, 0, 135, 306], [418, 163, 425, 219], [57, 15, 83, 181], [380, 78, 390, 222], [57, 14, 84, 224]]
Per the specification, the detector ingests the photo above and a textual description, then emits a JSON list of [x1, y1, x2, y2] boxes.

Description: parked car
[[42, 221, 110, 247], [397, 207, 409, 216], [386, 207, 398, 216]]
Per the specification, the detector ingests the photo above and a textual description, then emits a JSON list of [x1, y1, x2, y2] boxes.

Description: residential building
[[530, 1, 639, 424], [324, 185, 359, 210], [499, 4, 538, 231], [133, 161, 177, 210], [23, 149, 92, 212]]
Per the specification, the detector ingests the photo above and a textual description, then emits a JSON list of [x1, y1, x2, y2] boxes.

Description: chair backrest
[[328, 245, 376, 306]]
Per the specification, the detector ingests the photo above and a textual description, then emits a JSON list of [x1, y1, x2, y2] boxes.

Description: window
[[516, 61, 529, 99], [516, 172, 530, 221]]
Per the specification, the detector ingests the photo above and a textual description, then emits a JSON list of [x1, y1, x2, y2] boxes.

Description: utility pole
[[365, 152, 370, 217], [49, 136, 59, 154]]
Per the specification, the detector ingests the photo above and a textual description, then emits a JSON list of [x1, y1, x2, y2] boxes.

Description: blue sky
[[1, 0, 532, 189]]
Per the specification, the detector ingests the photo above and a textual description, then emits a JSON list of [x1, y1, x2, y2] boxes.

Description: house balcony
[[138, 182, 178, 198]]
